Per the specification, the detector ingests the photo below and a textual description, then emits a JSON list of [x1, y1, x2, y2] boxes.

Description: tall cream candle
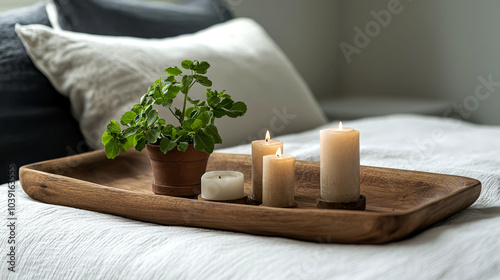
[[320, 122, 360, 202], [251, 131, 283, 202], [262, 148, 295, 207]]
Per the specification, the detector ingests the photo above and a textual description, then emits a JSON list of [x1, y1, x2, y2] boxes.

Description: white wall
[[335, 0, 500, 125], [232, 0, 500, 125]]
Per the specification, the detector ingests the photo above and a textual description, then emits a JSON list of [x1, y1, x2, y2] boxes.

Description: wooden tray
[[19, 150, 481, 244]]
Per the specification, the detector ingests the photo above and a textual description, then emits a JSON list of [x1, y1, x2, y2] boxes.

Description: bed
[[2, 114, 500, 279]]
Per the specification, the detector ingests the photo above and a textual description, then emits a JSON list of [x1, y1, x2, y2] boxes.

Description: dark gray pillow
[[0, 3, 87, 184], [53, 0, 233, 38]]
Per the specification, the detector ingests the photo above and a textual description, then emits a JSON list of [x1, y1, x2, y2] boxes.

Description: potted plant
[[101, 60, 247, 197]]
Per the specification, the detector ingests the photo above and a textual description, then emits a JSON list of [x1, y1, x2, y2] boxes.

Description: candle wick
[[219, 176, 221, 179], [266, 139, 269, 142]]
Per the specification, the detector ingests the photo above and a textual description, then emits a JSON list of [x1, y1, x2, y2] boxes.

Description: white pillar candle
[[320, 121, 360, 202], [201, 171, 244, 201], [251, 130, 283, 202], [262, 148, 296, 207]]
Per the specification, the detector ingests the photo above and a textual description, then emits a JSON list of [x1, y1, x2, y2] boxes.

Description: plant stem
[[169, 107, 182, 126], [180, 71, 196, 121], [181, 89, 188, 121]]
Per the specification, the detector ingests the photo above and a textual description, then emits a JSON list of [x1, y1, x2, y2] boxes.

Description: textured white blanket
[[1, 115, 500, 279]]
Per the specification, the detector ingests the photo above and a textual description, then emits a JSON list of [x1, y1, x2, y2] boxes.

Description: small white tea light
[[201, 171, 245, 201]]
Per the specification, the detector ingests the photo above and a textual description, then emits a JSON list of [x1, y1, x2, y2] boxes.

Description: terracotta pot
[[146, 144, 210, 197]]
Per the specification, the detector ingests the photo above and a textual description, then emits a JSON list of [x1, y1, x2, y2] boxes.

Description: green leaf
[[192, 60, 199, 69], [219, 92, 230, 98], [207, 96, 220, 108], [153, 89, 162, 99], [212, 108, 225, 118], [196, 75, 212, 87], [177, 129, 189, 139], [191, 119, 204, 130], [134, 113, 144, 125], [203, 125, 222, 144], [131, 104, 142, 114], [206, 88, 215, 99], [158, 119, 166, 125], [164, 66, 182, 76], [194, 112, 211, 128], [182, 118, 196, 131], [186, 107, 196, 118], [161, 82, 170, 91], [165, 85, 180, 99], [194, 61, 210, 74], [140, 94, 148, 106], [162, 124, 174, 135], [120, 134, 137, 152], [165, 76, 176, 83], [147, 85, 155, 94], [145, 128, 161, 143], [181, 60, 193, 69], [162, 99, 173, 108], [181, 75, 193, 94], [177, 142, 189, 152], [225, 101, 247, 118], [101, 130, 113, 146], [120, 111, 137, 125], [193, 131, 214, 154], [135, 138, 146, 152], [104, 137, 119, 159], [146, 109, 158, 126], [122, 127, 139, 138], [220, 97, 234, 109], [107, 120, 121, 134], [187, 96, 200, 105], [160, 138, 177, 153], [170, 127, 177, 138]]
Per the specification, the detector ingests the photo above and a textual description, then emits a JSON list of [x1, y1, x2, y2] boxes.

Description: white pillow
[[16, 18, 327, 149]]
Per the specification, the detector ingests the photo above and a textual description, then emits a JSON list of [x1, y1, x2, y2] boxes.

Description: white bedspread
[[2, 114, 500, 279]]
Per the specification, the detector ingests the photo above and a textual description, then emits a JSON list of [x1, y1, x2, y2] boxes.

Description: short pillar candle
[[262, 148, 296, 207], [320, 122, 360, 202], [251, 131, 283, 202], [201, 171, 244, 201]]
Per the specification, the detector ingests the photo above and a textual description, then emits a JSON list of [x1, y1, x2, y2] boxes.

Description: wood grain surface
[[19, 150, 481, 244]]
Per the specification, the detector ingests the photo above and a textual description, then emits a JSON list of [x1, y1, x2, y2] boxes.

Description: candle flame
[[339, 121, 343, 130], [265, 130, 270, 141], [276, 147, 282, 157]]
